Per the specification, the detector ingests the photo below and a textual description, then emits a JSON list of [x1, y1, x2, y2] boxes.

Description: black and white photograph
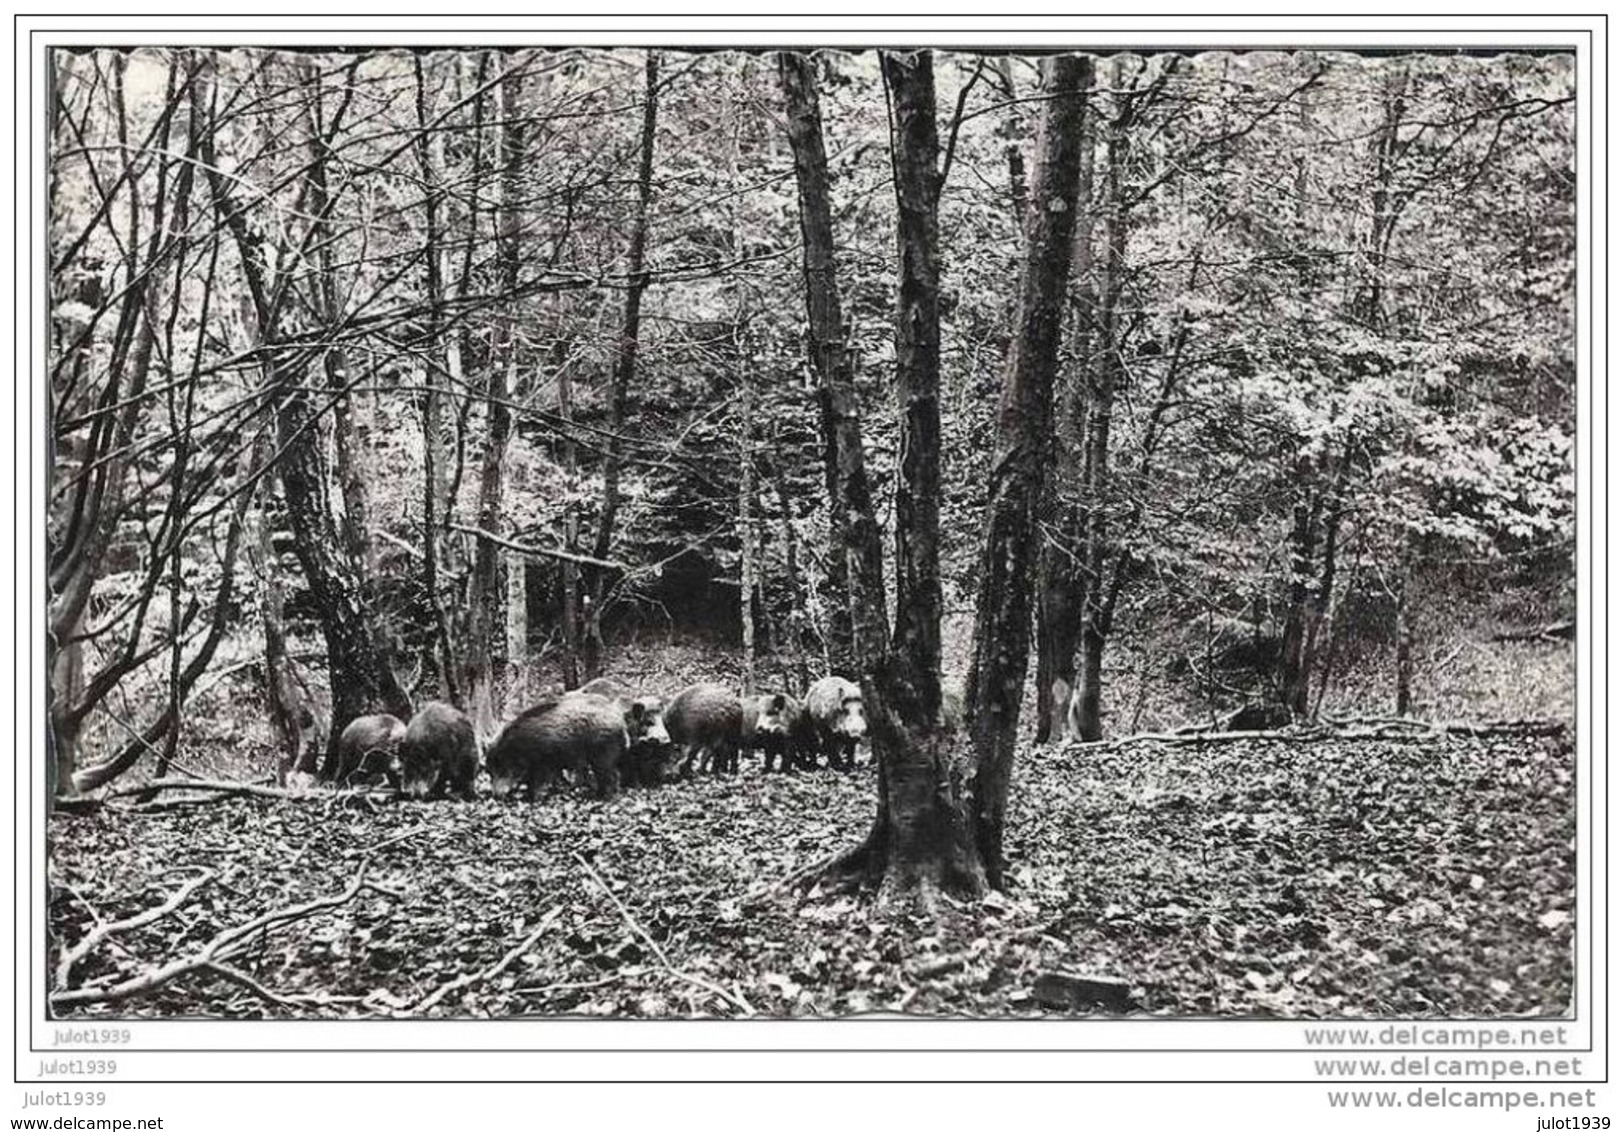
[[40, 26, 1581, 1042]]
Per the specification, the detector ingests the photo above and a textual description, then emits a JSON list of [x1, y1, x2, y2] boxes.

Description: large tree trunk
[[47, 637, 83, 802], [964, 54, 1089, 887], [303, 57, 403, 738], [1033, 57, 1097, 744], [468, 58, 524, 732], [275, 356, 413, 765], [779, 51, 867, 676], [844, 49, 989, 905]]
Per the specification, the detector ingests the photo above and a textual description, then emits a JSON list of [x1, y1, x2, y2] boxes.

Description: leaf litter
[[47, 729, 1573, 1020]]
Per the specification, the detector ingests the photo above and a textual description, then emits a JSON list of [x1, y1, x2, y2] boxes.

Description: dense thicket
[[48, 48, 1574, 796]]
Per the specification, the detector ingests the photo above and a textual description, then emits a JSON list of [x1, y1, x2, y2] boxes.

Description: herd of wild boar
[[332, 676, 874, 801]]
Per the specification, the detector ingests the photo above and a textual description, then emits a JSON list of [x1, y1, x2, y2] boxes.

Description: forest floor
[[47, 725, 1574, 1021]]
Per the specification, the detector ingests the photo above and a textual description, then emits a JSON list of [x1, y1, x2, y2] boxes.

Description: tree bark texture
[[414, 54, 461, 705], [1033, 56, 1097, 744], [1070, 62, 1134, 742], [468, 58, 524, 731], [780, 51, 877, 675], [964, 54, 1089, 887], [852, 49, 985, 902]]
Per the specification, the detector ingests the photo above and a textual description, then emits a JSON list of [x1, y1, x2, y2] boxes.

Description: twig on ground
[[747, 847, 844, 904], [516, 972, 624, 998], [573, 852, 756, 1017], [50, 860, 398, 1011], [347, 826, 431, 864], [407, 905, 565, 1016], [100, 778, 344, 803], [1077, 715, 1569, 748]]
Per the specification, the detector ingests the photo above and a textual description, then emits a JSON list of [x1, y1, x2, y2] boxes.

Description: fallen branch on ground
[[99, 778, 385, 804], [574, 852, 756, 1016], [1493, 621, 1575, 643], [55, 869, 217, 990], [1078, 715, 1569, 748], [407, 905, 564, 1016], [50, 858, 401, 1012], [516, 972, 624, 998]]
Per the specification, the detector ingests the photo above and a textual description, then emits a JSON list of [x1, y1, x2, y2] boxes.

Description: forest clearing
[[46, 43, 1575, 1022]]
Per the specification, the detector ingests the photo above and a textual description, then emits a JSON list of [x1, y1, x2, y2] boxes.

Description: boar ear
[[630, 701, 647, 721], [771, 693, 786, 711]]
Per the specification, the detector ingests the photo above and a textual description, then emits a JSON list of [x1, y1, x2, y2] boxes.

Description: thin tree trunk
[[991, 58, 1029, 241], [586, 50, 660, 676], [1395, 568, 1415, 716], [559, 359, 582, 690], [725, 61, 757, 695], [1033, 56, 1096, 744], [1070, 61, 1134, 742], [71, 437, 257, 793], [246, 447, 314, 781], [48, 56, 187, 799], [414, 54, 461, 705], [1299, 438, 1352, 718], [468, 58, 524, 733], [779, 51, 867, 676], [1278, 452, 1324, 718], [740, 375, 758, 694], [965, 53, 1088, 886], [439, 50, 490, 638], [507, 459, 529, 670], [770, 448, 810, 691]]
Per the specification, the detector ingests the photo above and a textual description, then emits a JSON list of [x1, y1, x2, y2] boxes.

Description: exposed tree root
[[768, 822, 988, 920]]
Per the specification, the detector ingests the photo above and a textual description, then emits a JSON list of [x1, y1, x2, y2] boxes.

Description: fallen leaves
[[46, 728, 1574, 1019]]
